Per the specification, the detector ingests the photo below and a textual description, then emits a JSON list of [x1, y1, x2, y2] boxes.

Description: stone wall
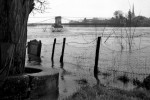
[[0, 67, 59, 100]]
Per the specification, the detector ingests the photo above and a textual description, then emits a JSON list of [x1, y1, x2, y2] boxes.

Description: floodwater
[[26, 26, 150, 99]]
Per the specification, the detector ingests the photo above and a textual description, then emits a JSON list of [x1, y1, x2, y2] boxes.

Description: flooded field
[[26, 26, 150, 99]]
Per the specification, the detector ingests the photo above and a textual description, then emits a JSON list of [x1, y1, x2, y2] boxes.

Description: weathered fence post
[[51, 38, 56, 62], [0, 44, 1, 68], [60, 38, 66, 63], [94, 37, 101, 84]]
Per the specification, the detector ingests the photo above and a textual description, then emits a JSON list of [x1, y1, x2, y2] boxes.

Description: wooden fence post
[[94, 37, 101, 84], [51, 38, 56, 62], [0, 44, 1, 68], [60, 38, 66, 63]]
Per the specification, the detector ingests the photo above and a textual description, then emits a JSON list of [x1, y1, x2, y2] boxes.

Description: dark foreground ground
[[65, 84, 150, 100]]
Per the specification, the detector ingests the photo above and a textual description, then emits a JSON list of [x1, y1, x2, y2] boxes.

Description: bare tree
[[114, 10, 124, 19], [0, 0, 46, 78]]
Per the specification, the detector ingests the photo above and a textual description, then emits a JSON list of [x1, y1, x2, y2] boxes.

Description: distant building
[[55, 16, 62, 26], [128, 4, 135, 19], [51, 16, 63, 32], [131, 4, 135, 18], [81, 17, 104, 23]]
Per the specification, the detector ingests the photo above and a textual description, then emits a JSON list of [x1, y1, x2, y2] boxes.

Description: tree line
[[69, 10, 150, 27]]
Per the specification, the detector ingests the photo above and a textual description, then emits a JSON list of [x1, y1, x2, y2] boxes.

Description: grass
[[75, 78, 88, 85], [65, 84, 150, 100], [117, 74, 130, 84]]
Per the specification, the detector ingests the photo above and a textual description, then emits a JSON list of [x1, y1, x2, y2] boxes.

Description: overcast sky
[[28, 0, 150, 23]]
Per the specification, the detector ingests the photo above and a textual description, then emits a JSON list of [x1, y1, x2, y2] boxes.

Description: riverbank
[[65, 84, 150, 100]]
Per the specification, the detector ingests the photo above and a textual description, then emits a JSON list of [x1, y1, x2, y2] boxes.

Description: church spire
[[132, 4, 135, 17]]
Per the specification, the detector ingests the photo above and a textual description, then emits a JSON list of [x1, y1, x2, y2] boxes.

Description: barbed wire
[[50, 37, 150, 52], [28, 16, 111, 23], [66, 38, 97, 45], [62, 61, 150, 76], [99, 67, 150, 76], [65, 43, 96, 49], [102, 42, 150, 52], [40, 44, 150, 77], [62, 55, 150, 74], [26, 20, 150, 77]]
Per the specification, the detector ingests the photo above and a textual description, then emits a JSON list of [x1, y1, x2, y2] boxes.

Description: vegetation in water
[[65, 84, 150, 100]]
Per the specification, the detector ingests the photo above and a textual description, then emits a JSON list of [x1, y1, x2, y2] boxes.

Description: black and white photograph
[[0, 0, 150, 99]]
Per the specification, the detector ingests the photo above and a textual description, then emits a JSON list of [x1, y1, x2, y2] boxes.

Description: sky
[[28, 0, 150, 23]]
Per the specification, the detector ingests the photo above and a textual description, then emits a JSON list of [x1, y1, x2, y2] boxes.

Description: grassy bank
[[65, 84, 150, 100]]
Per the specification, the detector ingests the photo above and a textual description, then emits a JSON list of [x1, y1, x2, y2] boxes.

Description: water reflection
[[51, 60, 54, 68], [27, 55, 42, 66], [27, 60, 41, 66], [60, 62, 65, 80], [94, 65, 100, 85]]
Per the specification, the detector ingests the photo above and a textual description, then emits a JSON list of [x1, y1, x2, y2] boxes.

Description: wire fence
[[27, 25, 150, 85], [51, 37, 150, 75]]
